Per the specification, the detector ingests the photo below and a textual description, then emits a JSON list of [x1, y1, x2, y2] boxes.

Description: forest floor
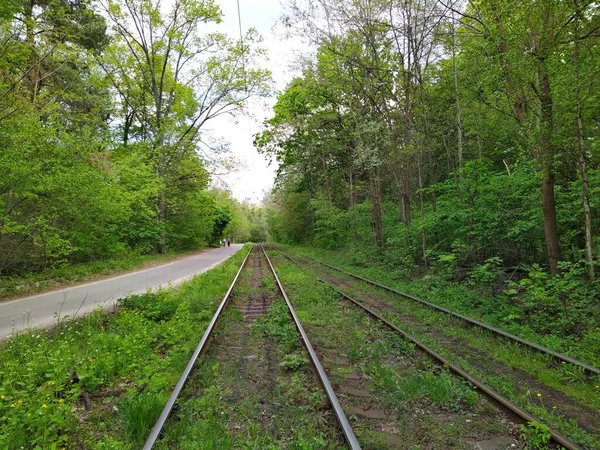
[[0, 248, 212, 302]]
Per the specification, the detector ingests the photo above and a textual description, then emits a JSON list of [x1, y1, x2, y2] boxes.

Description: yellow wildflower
[[42, 404, 47, 408], [536, 393, 542, 397]]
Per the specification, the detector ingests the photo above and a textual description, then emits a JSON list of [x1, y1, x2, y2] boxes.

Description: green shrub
[[520, 422, 551, 449]]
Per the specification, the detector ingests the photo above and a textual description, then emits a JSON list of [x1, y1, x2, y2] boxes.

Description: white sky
[[207, 0, 307, 203]]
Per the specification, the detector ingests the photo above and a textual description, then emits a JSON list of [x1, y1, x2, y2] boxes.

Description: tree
[[99, 0, 271, 251]]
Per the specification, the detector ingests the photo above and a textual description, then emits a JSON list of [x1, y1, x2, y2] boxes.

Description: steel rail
[[289, 250, 600, 376], [142, 246, 252, 449], [260, 245, 362, 450], [277, 250, 581, 450]]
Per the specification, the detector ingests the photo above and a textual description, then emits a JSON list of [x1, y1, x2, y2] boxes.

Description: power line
[[236, 0, 254, 167]]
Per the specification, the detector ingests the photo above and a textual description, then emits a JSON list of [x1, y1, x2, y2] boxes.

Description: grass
[[120, 393, 166, 444], [327, 267, 600, 409], [266, 250, 522, 449], [0, 248, 208, 301], [0, 244, 250, 449]]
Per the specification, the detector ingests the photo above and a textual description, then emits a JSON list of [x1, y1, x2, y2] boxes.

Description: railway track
[[297, 252, 600, 376], [271, 246, 600, 450], [143, 245, 359, 449]]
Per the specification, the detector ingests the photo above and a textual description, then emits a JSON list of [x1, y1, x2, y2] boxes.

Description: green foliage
[[279, 353, 309, 371], [261, 0, 600, 368], [519, 422, 552, 450], [0, 0, 269, 277], [255, 301, 299, 353], [311, 199, 348, 249], [468, 257, 503, 294], [120, 393, 166, 444], [509, 262, 598, 336], [120, 291, 180, 323]]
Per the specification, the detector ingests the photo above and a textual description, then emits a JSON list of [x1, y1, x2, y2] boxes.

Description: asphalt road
[[0, 244, 244, 339]]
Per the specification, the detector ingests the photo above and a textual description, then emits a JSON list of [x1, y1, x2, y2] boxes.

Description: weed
[[280, 352, 309, 371], [519, 422, 552, 449], [559, 363, 586, 384], [120, 393, 166, 444]]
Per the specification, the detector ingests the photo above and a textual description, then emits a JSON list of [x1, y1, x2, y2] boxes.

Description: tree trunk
[[417, 148, 427, 268], [538, 64, 562, 275], [542, 174, 561, 274], [157, 186, 167, 254], [25, 0, 39, 102], [452, 12, 463, 170], [579, 152, 594, 281], [370, 172, 385, 249], [348, 169, 355, 207], [574, 33, 594, 281]]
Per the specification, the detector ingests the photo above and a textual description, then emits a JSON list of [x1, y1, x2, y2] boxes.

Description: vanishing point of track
[[142, 244, 361, 450]]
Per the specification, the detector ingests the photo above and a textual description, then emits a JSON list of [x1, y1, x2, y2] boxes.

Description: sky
[[207, 0, 306, 203]]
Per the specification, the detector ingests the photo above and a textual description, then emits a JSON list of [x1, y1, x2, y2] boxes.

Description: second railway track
[[143, 245, 358, 449], [272, 246, 600, 450]]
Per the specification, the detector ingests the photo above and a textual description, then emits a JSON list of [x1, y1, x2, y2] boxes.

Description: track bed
[[149, 246, 348, 449]]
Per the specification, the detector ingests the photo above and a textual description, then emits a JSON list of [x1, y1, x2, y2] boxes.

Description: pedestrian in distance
[[227, 238, 231, 247]]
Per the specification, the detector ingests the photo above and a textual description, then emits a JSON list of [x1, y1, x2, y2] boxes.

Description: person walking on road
[[227, 238, 231, 247]]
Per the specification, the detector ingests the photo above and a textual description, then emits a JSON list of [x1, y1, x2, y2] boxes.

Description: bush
[[509, 262, 598, 337]]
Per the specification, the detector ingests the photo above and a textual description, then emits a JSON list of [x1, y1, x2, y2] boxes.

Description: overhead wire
[[236, 0, 254, 168]]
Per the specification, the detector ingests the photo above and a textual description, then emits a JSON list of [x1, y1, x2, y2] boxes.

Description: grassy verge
[[0, 248, 208, 302], [266, 250, 523, 449], [0, 244, 249, 449], [281, 244, 600, 368]]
